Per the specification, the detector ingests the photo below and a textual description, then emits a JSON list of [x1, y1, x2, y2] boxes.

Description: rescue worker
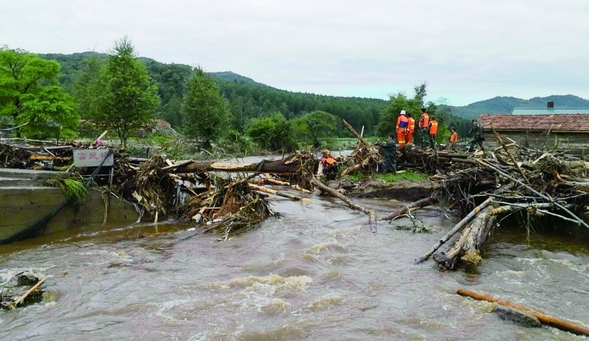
[[375, 133, 397, 174], [316, 149, 338, 180], [449, 128, 458, 151], [418, 108, 429, 146], [406, 113, 415, 146], [428, 116, 438, 149], [468, 119, 485, 152], [395, 110, 408, 147]]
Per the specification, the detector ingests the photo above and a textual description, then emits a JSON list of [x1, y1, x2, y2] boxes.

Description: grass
[[375, 170, 428, 183], [46, 178, 87, 201]]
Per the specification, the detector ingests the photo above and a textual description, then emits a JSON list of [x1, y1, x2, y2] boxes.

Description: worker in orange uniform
[[449, 127, 458, 151], [396, 110, 408, 147], [418, 108, 429, 146], [405, 113, 415, 146], [428, 116, 438, 149]]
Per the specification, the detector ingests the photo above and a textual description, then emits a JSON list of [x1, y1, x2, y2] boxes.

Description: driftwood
[[168, 160, 300, 175], [9, 276, 49, 310], [492, 130, 530, 185], [457, 289, 589, 337], [382, 196, 439, 221], [248, 183, 311, 202], [342, 119, 370, 147], [478, 159, 589, 229], [310, 177, 377, 233], [416, 197, 493, 264]]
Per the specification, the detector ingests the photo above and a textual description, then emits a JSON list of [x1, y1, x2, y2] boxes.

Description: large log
[[310, 177, 377, 233], [457, 289, 589, 337], [416, 197, 493, 264], [167, 159, 301, 175], [382, 196, 438, 221]]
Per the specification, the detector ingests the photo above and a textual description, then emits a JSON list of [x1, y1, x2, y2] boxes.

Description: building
[[478, 102, 589, 152]]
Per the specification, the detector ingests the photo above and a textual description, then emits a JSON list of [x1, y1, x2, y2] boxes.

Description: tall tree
[[297, 110, 337, 147], [0, 47, 78, 138], [92, 37, 160, 148], [181, 66, 231, 149]]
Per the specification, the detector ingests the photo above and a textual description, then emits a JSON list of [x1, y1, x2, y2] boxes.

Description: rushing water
[[1, 192, 588, 340]]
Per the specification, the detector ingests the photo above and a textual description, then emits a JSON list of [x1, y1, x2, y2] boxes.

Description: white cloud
[[2, 0, 589, 105]]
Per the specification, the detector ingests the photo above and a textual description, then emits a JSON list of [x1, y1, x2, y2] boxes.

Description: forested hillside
[[38, 52, 388, 136]]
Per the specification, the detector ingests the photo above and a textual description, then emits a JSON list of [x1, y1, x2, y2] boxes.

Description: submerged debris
[[0, 272, 48, 310]]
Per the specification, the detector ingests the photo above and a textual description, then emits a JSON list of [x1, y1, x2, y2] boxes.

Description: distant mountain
[[211, 71, 259, 85], [447, 95, 589, 119]]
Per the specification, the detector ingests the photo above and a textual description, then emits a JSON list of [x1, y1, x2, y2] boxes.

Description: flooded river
[[1, 192, 588, 340]]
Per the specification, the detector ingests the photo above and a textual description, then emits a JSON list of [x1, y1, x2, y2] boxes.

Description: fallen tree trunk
[[168, 160, 301, 175], [416, 197, 493, 264], [382, 196, 439, 221], [457, 289, 589, 337], [342, 119, 370, 147], [310, 177, 377, 233], [248, 183, 311, 202]]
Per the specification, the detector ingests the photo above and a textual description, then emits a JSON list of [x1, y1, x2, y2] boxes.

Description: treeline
[[1, 37, 470, 153]]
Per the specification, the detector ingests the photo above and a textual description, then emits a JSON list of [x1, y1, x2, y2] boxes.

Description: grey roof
[[512, 107, 589, 115]]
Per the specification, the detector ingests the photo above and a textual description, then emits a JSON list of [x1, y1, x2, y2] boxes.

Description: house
[[478, 102, 589, 152]]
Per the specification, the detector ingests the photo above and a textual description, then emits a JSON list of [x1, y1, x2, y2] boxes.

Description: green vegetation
[[0, 47, 78, 139], [46, 178, 87, 201], [82, 37, 160, 148], [181, 66, 231, 149], [10, 40, 585, 156], [375, 171, 428, 183]]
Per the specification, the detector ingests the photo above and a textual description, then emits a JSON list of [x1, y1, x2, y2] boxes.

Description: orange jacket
[[450, 131, 458, 143], [419, 112, 429, 128], [396, 115, 408, 131], [407, 117, 415, 132], [429, 120, 438, 135]]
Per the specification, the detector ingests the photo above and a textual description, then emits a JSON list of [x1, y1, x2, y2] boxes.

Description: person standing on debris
[[468, 119, 485, 152], [376, 133, 397, 174], [449, 128, 458, 151], [428, 117, 438, 149], [396, 110, 409, 147], [406, 113, 415, 146], [418, 108, 429, 146], [316, 149, 338, 180]]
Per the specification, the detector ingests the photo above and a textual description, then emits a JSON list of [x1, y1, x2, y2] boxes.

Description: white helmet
[[400, 110, 406, 115]]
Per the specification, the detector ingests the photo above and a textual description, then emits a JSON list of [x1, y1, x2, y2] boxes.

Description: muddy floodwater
[[1, 192, 589, 340]]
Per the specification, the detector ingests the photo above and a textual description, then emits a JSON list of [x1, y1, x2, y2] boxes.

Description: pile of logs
[[395, 132, 589, 269], [0, 142, 75, 169]]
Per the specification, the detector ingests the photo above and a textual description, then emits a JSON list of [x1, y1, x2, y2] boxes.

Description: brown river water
[[1, 189, 589, 340]]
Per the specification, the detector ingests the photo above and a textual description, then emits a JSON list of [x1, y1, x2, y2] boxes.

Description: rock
[[494, 305, 542, 328]]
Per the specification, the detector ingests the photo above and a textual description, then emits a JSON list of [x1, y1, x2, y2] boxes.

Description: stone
[[494, 305, 542, 328]]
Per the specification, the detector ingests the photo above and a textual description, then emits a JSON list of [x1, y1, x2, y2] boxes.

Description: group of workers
[[395, 109, 485, 152], [315, 113, 486, 179], [395, 108, 439, 149]]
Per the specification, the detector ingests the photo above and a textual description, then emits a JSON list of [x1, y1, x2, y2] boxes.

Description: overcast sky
[[3, 0, 589, 106]]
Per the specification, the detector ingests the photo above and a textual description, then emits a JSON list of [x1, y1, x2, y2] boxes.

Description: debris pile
[[406, 134, 589, 269], [0, 272, 48, 310]]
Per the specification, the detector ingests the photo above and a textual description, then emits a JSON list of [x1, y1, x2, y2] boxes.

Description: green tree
[[298, 110, 337, 147], [246, 112, 301, 151], [73, 53, 104, 119], [91, 37, 160, 148], [0, 47, 78, 138], [181, 66, 231, 149]]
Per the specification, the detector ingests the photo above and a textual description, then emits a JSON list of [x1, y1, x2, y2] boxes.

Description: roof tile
[[479, 114, 589, 132]]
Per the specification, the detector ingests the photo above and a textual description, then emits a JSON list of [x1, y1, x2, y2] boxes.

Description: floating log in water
[[310, 177, 377, 233], [382, 196, 439, 221], [8, 275, 49, 310], [416, 197, 493, 264], [457, 289, 589, 337]]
